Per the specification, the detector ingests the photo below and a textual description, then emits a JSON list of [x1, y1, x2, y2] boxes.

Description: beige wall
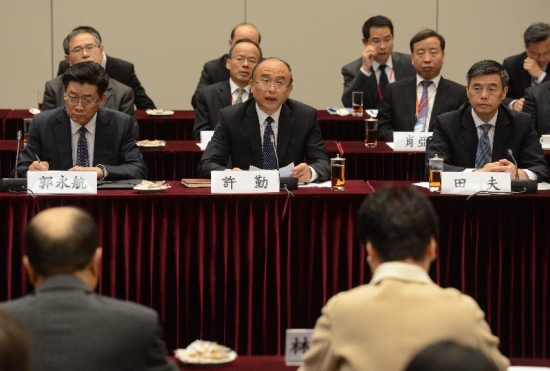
[[1, 0, 549, 111]]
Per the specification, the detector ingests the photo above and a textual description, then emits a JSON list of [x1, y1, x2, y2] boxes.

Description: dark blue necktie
[[378, 64, 388, 96], [262, 117, 277, 170], [76, 126, 89, 167], [475, 124, 492, 169]]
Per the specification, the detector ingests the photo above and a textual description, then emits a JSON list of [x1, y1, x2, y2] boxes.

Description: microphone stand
[[14, 130, 22, 178]]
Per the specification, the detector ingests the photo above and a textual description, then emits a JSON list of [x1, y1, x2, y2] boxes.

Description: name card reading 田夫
[[441, 172, 511, 195], [28, 171, 97, 195], [211, 170, 280, 194], [393, 132, 433, 152]]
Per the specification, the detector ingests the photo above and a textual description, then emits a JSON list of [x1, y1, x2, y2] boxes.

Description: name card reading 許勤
[[441, 172, 511, 195], [27, 171, 97, 195], [393, 132, 432, 152], [285, 329, 314, 366], [211, 170, 280, 194]]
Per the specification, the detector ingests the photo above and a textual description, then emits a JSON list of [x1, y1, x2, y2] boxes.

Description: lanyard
[[376, 67, 394, 99], [415, 84, 438, 120]]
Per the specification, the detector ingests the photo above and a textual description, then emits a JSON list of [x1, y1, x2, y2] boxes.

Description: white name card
[[393, 132, 432, 152], [441, 172, 511, 195], [285, 329, 314, 366], [28, 171, 97, 195], [211, 170, 280, 194]]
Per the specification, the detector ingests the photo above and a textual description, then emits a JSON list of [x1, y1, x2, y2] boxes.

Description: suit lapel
[[459, 108, 480, 165], [93, 108, 114, 165], [219, 81, 232, 107], [276, 103, 294, 165], [101, 82, 114, 109], [243, 103, 263, 166], [405, 78, 417, 130], [428, 77, 451, 131], [53, 109, 74, 169], [492, 107, 511, 161]]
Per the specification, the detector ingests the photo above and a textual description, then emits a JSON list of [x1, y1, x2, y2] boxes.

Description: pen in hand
[[35, 154, 41, 163]]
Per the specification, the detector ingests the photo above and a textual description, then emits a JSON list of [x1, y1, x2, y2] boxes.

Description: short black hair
[[524, 22, 550, 46], [230, 22, 262, 44], [24, 207, 99, 277], [61, 61, 109, 96], [228, 38, 263, 59], [405, 340, 498, 371], [362, 15, 394, 40], [466, 59, 509, 87], [356, 185, 439, 262], [63, 26, 102, 54], [410, 29, 445, 52]]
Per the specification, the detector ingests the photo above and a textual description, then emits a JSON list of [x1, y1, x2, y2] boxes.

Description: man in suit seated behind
[[521, 80, 550, 135], [341, 15, 416, 109], [57, 25, 156, 110], [427, 60, 550, 182], [192, 38, 262, 139], [197, 57, 330, 183], [299, 185, 509, 371], [0, 206, 178, 371], [377, 29, 468, 141], [16, 61, 147, 180]]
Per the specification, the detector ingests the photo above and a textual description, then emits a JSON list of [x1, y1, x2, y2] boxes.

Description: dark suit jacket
[[377, 76, 468, 141], [522, 80, 550, 135], [503, 52, 550, 101], [192, 80, 232, 140], [58, 55, 156, 109], [16, 106, 147, 180], [191, 54, 230, 109], [197, 98, 330, 180], [341, 52, 416, 108], [0, 275, 177, 371], [427, 105, 550, 181]]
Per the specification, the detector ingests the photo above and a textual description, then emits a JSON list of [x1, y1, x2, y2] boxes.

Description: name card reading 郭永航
[[393, 132, 433, 152], [28, 171, 97, 195], [211, 170, 280, 194], [441, 172, 511, 195]]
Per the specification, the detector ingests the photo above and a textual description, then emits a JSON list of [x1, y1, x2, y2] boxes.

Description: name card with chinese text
[[393, 132, 432, 152], [28, 171, 97, 195], [211, 170, 280, 194], [441, 172, 511, 195], [284, 329, 314, 366]]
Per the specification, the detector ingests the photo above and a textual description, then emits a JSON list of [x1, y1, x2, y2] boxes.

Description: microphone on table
[[0, 130, 27, 192], [270, 135, 298, 191], [507, 148, 537, 193]]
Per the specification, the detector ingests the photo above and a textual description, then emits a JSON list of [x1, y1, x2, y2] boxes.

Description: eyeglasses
[[254, 80, 290, 92], [69, 44, 99, 54], [64, 96, 101, 107], [231, 56, 258, 65]]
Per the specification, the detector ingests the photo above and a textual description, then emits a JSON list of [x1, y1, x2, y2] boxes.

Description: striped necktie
[[475, 124, 492, 169], [235, 88, 246, 104]]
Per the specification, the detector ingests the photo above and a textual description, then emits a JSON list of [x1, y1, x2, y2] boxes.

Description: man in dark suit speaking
[[16, 61, 147, 180], [197, 57, 330, 183], [341, 15, 415, 109], [427, 60, 550, 182], [0, 206, 177, 371]]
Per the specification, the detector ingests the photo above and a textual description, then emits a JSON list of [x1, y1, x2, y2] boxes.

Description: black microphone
[[270, 134, 297, 191], [0, 131, 27, 192], [507, 148, 537, 193]]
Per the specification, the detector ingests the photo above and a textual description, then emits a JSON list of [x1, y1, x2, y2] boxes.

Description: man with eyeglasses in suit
[[15, 61, 147, 180], [197, 57, 330, 183]]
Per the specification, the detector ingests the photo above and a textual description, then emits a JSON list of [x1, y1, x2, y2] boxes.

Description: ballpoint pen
[[35, 154, 41, 163]]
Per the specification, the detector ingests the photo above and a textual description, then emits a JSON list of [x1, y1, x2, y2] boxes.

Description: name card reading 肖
[[284, 329, 314, 366], [28, 171, 97, 195], [441, 172, 511, 195], [211, 170, 280, 194], [393, 132, 433, 152]]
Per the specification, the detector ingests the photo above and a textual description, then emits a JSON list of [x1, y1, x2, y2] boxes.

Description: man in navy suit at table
[[377, 29, 468, 141], [16, 61, 147, 180], [426, 60, 550, 181], [192, 38, 262, 139], [197, 57, 330, 183], [341, 15, 416, 109], [0, 206, 178, 371]]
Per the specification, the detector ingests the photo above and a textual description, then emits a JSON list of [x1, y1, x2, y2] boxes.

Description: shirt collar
[[229, 78, 250, 94], [370, 261, 433, 285], [416, 74, 442, 88], [255, 104, 282, 126], [471, 107, 498, 127], [101, 52, 107, 69], [70, 113, 98, 135], [372, 54, 393, 71]]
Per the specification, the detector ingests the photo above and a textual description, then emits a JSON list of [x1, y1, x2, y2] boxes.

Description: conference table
[[1, 180, 549, 364], [1, 109, 366, 141]]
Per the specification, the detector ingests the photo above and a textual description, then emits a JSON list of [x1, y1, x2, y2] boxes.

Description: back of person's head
[[63, 25, 102, 54], [24, 206, 99, 277], [356, 185, 439, 262], [524, 22, 550, 46], [0, 310, 31, 371], [362, 15, 394, 39], [466, 59, 509, 87], [409, 28, 446, 52], [231, 22, 262, 44], [405, 340, 499, 371], [61, 61, 109, 96]]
